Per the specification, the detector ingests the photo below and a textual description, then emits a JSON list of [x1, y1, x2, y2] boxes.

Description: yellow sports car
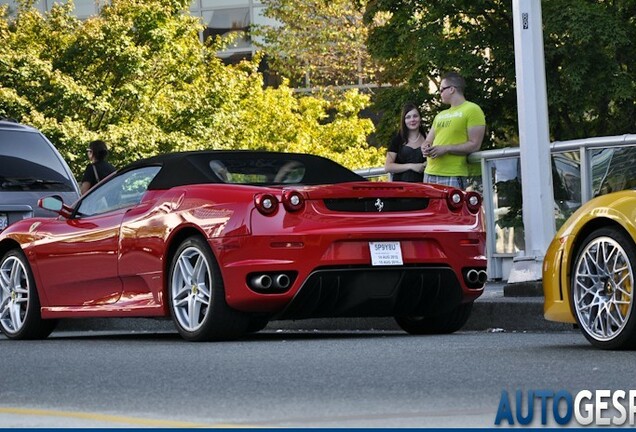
[[543, 189, 636, 349]]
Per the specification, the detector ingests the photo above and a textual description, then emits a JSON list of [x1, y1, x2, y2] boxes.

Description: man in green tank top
[[422, 72, 486, 189]]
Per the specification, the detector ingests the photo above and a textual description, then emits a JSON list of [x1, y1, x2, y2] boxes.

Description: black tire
[[0, 249, 57, 339], [395, 302, 473, 335], [570, 227, 636, 350], [246, 317, 269, 334], [167, 236, 248, 341]]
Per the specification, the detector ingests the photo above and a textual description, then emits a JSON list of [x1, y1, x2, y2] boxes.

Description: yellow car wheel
[[571, 227, 636, 350]]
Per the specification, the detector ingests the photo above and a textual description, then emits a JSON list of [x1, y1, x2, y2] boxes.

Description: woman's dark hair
[[398, 102, 425, 143], [88, 140, 109, 161]]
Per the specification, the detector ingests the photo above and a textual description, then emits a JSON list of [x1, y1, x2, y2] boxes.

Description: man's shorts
[[423, 174, 466, 189]]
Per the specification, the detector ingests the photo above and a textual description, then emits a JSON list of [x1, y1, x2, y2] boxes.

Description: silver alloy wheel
[[573, 236, 634, 342], [0, 255, 30, 334], [170, 245, 212, 332]]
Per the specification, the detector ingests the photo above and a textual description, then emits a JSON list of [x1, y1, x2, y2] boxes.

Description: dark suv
[[0, 119, 80, 232]]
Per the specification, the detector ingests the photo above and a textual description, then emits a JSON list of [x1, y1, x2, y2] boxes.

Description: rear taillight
[[254, 193, 279, 215], [282, 190, 305, 212], [465, 191, 482, 214], [446, 188, 464, 211]]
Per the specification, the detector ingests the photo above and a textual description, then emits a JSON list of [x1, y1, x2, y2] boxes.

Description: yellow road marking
[[0, 407, 249, 428]]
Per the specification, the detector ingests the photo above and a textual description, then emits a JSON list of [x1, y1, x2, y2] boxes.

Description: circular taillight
[[447, 189, 464, 211], [466, 192, 482, 213], [282, 190, 305, 212], [254, 193, 279, 215]]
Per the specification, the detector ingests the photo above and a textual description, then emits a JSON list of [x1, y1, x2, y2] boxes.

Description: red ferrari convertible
[[0, 151, 486, 341]]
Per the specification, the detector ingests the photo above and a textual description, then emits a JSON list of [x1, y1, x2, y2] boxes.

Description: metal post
[[506, 0, 555, 295]]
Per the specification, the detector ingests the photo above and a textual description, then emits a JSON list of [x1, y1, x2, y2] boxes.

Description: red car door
[[32, 209, 126, 307], [117, 198, 166, 310]]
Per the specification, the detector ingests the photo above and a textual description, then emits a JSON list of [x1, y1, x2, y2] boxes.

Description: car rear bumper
[[211, 231, 486, 316], [276, 265, 469, 320]]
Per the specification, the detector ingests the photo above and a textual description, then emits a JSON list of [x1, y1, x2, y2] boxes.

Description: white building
[[0, 0, 272, 64]]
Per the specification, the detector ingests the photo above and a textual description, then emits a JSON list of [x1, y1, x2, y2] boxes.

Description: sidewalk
[[464, 281, 573, 332], [258, 281, 573, 333], [54, 281, 574, 334]]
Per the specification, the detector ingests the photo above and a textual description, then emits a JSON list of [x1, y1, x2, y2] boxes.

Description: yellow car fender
[[543, 191, 636, 323]]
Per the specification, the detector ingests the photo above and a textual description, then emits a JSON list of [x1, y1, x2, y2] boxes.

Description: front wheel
[[0, 249, 57, 339], [168, 236, 248, 341], [395, 302, 473, 335], [570, 227, 636, 350]]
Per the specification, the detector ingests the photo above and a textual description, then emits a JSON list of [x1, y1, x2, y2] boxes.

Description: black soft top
[[125, 150, 366, 190]]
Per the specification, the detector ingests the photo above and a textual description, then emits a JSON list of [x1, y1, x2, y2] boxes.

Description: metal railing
[[356, 134, 636, 280]]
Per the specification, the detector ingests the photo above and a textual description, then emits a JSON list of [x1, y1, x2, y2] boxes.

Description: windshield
[[0, 130, 76, 191]]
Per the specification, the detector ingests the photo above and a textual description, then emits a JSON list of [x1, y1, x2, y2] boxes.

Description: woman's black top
[[388, 133, 424, 182], [81, 160, 116, 187]]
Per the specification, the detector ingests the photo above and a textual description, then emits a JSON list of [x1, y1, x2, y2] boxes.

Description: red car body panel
[[0, 151, 486, 325]]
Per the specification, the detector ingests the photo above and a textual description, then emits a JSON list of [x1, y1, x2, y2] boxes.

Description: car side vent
[[324, 198, 429, 212]]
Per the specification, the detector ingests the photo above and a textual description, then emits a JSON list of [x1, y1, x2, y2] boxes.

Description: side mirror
[[38, 195, 72, 218], [39, 195, 63, 211]]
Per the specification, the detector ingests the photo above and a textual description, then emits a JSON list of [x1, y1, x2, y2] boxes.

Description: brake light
[[254, 193, 279, 215], [465, 191, 482, 214], [282, 190, 305, 212], [446, 188, 464, 211]]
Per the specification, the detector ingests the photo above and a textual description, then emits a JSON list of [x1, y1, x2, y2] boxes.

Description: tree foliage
[[542, 0, 636, 139], [254, 0, 381, 88], [0, 0, 382, 178], [365, 0, 517, 149], [365, 0, 636, 148]]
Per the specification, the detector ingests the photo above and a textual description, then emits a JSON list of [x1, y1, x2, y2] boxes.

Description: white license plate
[[369, 241, 403, 266], [0, 214, 7, 231]]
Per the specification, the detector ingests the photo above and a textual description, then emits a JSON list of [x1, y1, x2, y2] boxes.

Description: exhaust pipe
[[477, 270, 488, 285], [250, 274, 273, 290], [466, 269, 479, 284], [273, 274, 291, 290]]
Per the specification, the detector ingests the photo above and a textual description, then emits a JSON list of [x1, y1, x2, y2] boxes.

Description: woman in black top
[[80, 140, 116, 195], [384, 102, 426, 182]]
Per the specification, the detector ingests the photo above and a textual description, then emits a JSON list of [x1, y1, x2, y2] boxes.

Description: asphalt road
[[0, 329, 632, 428]]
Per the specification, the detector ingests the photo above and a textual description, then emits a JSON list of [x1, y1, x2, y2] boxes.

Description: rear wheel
[[395, 302, 473, 335], [571, 227, 636, 350], [246, 317, 269, 334], [0, 249, 57, 339], [168, 236, 248, 341]]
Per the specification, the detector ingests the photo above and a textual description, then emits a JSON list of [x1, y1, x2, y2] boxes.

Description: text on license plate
[[369, 241, 403, 266]]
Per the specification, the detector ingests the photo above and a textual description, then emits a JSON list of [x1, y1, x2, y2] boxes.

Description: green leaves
[[0, 0, 379, 179], [254, 0, 380, 88], [366, 0, 516, 148], [543, 0, 636, 138], [366, 0, 636, 147]]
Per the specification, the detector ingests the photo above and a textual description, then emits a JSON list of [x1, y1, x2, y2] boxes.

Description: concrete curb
[[53, 282, 574, 335]]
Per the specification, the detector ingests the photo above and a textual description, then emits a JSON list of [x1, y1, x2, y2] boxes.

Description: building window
[[200, 0, 249, 7], [2, 0, 269, 67], [202, 7, 250, 50], [0, 0, 103, 18]]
